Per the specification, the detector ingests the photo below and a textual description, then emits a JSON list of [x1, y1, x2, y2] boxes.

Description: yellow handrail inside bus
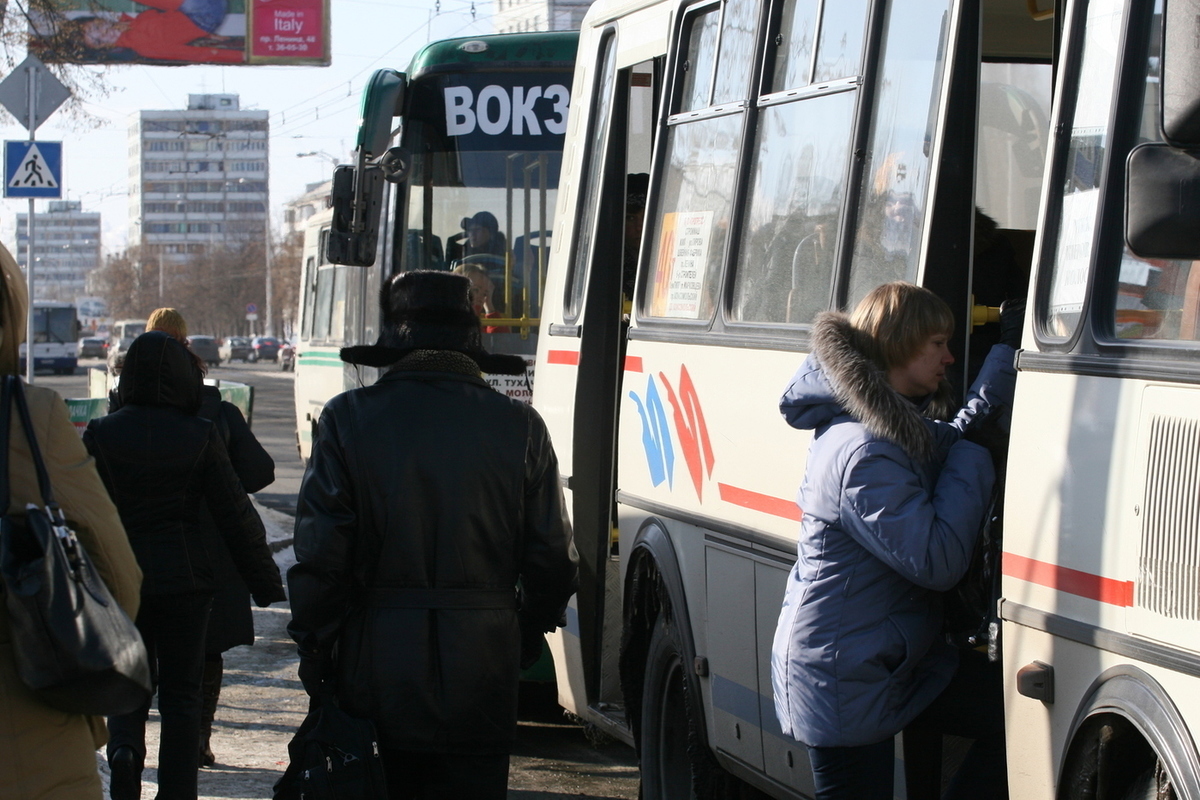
[[972, 304, 1001, 328], [1027, 0, 1054, 21]]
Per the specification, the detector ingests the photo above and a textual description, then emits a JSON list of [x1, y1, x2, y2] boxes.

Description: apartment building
[[14, 200, 102, 301], [129, 94, 269, 264]]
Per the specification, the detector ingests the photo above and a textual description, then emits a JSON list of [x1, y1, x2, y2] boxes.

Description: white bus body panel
[[1005, 367, 1200, 795]]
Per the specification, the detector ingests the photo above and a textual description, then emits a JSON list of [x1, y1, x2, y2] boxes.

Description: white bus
[[293, 31, 577, 462], [109, 319, 147, 358], [535, 0, 1200, 797], [20, 301, 78, 375]]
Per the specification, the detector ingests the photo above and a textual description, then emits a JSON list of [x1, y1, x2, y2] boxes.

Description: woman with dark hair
[[83, 331, 285, 800], [771, 281, 1021, 799], [143, 306, 275, 767]]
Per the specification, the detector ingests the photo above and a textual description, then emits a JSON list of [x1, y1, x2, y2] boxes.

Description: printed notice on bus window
[[485, 358, 535, 404], [1049, 190, 1099, 315], [652, 210, 712, 319]]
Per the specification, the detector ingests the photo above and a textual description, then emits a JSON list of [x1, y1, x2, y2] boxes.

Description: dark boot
[[199, 655, 223, 768], [108, 745, 142, 800]]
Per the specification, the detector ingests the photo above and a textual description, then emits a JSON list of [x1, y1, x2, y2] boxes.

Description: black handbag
[[273, 692, 389, 800], [942, 482, 1003, 661], [0, 374, 152, 715]]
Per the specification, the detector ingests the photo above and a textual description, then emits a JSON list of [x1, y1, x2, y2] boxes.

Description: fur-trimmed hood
[[780, 312, 937, 461]]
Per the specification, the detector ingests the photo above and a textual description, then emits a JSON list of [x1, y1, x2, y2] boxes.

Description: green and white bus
[[293, 31, 577, 461]]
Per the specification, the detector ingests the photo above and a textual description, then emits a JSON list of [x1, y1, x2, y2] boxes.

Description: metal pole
[[264, 210, 273, 337], [24, 65, 36, 384]]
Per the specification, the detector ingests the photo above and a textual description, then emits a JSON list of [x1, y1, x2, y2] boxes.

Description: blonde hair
[[849, 281, 954, 372], [452, 263, 490, 281], [0, 242, 29, 377], [147, 307, 188, 342]]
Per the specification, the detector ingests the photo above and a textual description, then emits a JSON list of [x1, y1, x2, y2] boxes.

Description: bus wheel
[[642, 617, 696, 800]]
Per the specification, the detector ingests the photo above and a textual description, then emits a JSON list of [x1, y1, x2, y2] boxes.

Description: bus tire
[[642, 616, 696, 800]]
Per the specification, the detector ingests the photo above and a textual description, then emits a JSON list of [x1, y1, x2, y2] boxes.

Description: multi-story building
[[129, 94, 269, 265], [282, 179, 331, 241], [14, 200, 102, 301], [495, 0, 591, 32]]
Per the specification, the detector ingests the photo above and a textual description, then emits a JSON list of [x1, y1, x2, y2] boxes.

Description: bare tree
[[93, 246, 162, 321], [272, 230, 302, 340], [0, 1, 116, 125]]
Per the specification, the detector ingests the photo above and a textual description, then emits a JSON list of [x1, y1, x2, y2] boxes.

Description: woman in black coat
[[196, 383, 274, 767], [83, 332, 286, 800]]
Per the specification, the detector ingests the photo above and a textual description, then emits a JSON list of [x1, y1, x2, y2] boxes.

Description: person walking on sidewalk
[[84, 331, 286, 800], [288, 270, 578, 800], [143, 306, 276, 767]]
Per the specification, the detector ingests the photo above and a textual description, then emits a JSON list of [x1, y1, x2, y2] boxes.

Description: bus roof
[[405, 31, 578, 80]]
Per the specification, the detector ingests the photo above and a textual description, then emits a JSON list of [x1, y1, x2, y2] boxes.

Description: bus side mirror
[[327, 164, 384, 266], [1163, 0, 1200, 145], [358, 69, 406, 158], [1126, 143, 1200, 258]]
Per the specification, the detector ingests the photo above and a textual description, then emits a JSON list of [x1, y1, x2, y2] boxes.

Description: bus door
[[546, 28, 661, 726]]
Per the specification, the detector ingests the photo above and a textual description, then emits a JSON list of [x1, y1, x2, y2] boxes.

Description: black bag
[[943, 483, 1003, 661], [273, 693, 389, 800], [0, 374, 152, 715]]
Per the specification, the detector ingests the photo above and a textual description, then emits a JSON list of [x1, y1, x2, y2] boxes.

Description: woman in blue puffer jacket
[[771, 281, 1019, 799]]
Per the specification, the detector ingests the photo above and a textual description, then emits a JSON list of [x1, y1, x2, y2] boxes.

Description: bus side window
[[730, 0, 868, 326], [846, 0, 954, 309], [642, 2, 749, 322], [564, 32, 618, 321], [312, 265, 335, 341], [1107, 3, 1200, 343], [329, 266, 348, 345], [302, 256, 317, 340]]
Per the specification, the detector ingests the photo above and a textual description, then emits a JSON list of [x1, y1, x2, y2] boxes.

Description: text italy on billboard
[[28, 0, 329, 67]]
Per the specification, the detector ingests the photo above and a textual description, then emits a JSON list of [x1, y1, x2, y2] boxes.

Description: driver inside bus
[[447, 211, 508, 265]]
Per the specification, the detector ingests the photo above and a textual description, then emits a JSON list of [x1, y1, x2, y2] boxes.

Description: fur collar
[[810, 312, 934, 462]]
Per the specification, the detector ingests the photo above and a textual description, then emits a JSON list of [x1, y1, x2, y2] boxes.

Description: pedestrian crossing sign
[[4, 140, 61, 198]]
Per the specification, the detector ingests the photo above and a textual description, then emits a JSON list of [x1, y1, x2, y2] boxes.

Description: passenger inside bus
[[454, 263, 509, 333]]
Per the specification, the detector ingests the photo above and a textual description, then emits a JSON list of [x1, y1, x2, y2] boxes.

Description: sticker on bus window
[[485, 358, 536, 403], [650, 210, 712, 319], [1048, 189, 1099, 318]]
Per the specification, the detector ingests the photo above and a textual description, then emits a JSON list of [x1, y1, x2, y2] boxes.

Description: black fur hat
[[339, 270, 527, 375]]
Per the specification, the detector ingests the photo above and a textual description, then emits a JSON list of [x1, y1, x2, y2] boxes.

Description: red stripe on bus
[[1002, 553, 1135, 607], [718, 483, 802, 522], [547, 349, 579, 365], [544, 351, 642, 371]]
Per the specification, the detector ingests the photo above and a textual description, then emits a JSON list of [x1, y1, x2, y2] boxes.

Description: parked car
[[278, 340, 295, 371], [78, 336, 108, 359], [249, 336, 281, 362], [219, 336, 253, 362], [188, 335, 222, 368]]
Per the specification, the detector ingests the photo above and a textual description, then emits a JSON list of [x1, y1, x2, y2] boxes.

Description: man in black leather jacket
[[288, 271, 579, 799]]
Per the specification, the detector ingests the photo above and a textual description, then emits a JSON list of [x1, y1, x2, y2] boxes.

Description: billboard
[[29, 0, 329, 66]]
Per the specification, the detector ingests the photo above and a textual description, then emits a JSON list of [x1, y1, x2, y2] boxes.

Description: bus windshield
[[34, 305, 76, 344], [396, 70, 569, 320]]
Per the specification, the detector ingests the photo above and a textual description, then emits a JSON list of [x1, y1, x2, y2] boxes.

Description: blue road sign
[[5, 140, 61, 198]]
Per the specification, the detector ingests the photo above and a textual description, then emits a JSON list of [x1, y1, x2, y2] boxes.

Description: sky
[[0, 0, 499, 254]]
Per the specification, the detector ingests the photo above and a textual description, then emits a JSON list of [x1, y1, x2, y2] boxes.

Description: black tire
[[642, 618, 697, 800]]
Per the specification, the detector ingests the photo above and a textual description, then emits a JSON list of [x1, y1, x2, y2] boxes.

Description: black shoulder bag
[[272, 691, 389, 800], [0, 374, 152, 715]]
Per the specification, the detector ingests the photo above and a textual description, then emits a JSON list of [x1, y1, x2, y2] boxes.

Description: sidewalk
[[95, 501, 303, 800], [94, 502, 640, 800]]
